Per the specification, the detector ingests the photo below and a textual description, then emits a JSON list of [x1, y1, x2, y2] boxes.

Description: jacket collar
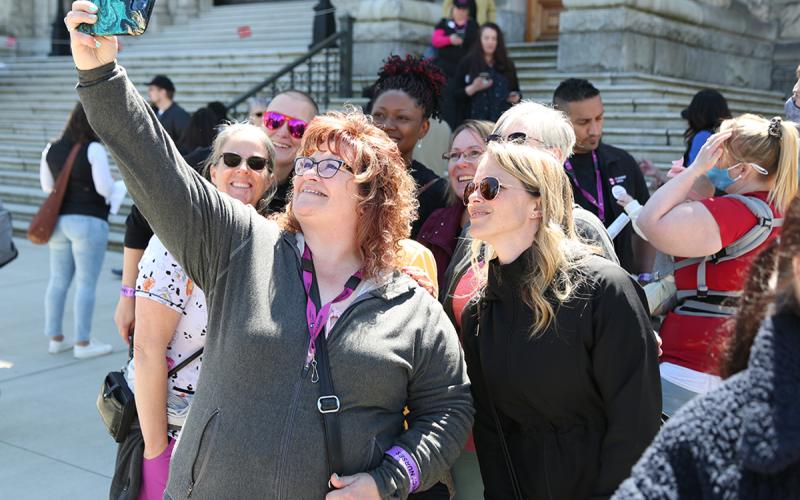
[[484, 250, 534, 302], [280, 231, 416, 303], [738, 311, 800, 474]]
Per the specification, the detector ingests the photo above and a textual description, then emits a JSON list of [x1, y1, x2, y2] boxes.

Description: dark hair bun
[[372, 55, 447, 119]]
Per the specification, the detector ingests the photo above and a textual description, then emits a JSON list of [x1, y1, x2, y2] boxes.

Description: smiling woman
[[371, 55, 451, 239], [64, 6, 472, 496], [461, 142, 661, 499]]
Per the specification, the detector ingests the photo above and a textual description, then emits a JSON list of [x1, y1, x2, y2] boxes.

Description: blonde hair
[[492, 100, 578, 237], [719, 114, 799, 214], [279, 107, 418, 280], [470, 142, 591, 335], [202, 122, 277, 215]]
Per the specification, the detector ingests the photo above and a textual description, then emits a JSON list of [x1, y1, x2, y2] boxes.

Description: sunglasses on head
[[221, 152, 270, 171], [463, 176, 540, 206], [263, 111, 308, 139], [485, 132, 548, 147]]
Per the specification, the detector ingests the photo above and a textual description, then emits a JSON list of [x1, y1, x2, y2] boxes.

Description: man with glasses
[[261, 90, 319, 213]]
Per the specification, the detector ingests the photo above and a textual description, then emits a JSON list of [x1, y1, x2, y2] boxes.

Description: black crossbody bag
[[97, 341, 204, 443]]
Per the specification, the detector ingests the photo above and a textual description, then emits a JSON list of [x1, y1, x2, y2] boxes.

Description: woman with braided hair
[[636, 114, 799, 415], [615, 193, 800, 498], [370, 55, 451, 239]]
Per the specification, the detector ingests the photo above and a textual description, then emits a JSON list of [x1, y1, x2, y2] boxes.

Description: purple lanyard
[[564, 150, 605, 222], [301, 245, 362, 361]]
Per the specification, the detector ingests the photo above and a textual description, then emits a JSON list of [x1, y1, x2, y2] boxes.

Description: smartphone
[[478, 72, 490, 83], [77, 0, 157, 37]]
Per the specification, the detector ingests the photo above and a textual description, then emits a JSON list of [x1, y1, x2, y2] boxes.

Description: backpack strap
[[675, 194, 781, 305]]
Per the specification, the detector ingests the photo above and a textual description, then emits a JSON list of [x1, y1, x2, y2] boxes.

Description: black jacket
[[568, 143, 649, 273], [433, 18, 479, 78], [614, 310, 800, 499], [452, 57, 520, 122], [461, 252, 661, 499], [158, 102, 190, 147]]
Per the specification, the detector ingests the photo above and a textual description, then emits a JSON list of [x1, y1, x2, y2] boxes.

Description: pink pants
[[138, 438, 175, 500]]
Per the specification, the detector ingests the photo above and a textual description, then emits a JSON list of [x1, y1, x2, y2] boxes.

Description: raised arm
[[66, 2, 251, 290]]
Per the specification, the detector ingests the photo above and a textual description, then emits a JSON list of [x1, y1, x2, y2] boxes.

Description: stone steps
[[0, 3, 788, 249]]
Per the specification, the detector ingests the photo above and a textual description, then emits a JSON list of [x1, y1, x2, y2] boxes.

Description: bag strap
[[316, 325, 344, 478], [59, 143, 82, 184], [474, 298, 524, 500], [167, 347, 204, 378]]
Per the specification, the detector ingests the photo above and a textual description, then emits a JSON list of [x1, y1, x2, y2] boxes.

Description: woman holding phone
[[65, 5, 472, 499], [453, 23, 521, 123]]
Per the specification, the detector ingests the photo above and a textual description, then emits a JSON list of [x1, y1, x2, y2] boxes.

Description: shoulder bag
[[27, 143, 82, 245]]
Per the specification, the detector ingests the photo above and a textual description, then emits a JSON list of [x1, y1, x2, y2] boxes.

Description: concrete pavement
[[0, 237, 127, 499]]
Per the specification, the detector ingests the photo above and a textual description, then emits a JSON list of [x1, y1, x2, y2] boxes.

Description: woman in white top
[[40, 102, 121, 358], [128, 122, 276, 500]]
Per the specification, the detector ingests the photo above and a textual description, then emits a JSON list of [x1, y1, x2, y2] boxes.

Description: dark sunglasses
[[463, 176, 540, 206], [293, 156, 353, 179], [263, 111, 308, 139], [220, 152, 270, 171]]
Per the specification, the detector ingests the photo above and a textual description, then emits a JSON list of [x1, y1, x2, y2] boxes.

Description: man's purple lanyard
[[301, 245, 362, 365], [564, 150, 605, 222]]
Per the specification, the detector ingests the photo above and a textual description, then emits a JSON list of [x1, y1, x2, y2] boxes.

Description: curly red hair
[[279, 107, 418, 280]]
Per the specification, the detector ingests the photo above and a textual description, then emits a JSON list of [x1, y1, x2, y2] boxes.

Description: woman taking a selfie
[[66, 5, 472, 499]]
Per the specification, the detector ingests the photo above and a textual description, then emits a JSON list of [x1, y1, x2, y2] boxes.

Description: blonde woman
[[637, 115, 799, 415], [460, 142, 661, 499]]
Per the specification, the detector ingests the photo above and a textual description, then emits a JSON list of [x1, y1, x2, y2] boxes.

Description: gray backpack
[[671, 194, 782, 318], [0, 198, 18, 268]]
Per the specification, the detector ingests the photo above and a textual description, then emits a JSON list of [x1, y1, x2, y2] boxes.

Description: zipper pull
[[310, 358, 319, 384]]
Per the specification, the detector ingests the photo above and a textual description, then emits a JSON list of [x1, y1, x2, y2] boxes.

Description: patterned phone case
[[77, 0, 156, 37]]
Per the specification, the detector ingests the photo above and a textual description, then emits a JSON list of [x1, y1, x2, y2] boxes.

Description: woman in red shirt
[[637, 114, 799, 415]]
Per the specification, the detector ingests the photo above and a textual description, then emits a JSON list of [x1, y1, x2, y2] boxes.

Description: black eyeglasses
[[463, 176, 540, 206], [293, 156, 353, 179], [220, 152, 271, 171], [485, 132, 547, 147]]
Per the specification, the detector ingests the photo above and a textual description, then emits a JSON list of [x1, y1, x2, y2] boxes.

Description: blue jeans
[[44, 214, 109, 342]]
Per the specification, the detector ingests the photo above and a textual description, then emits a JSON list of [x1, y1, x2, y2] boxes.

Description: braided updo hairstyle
[[370, 54, 447, 120]]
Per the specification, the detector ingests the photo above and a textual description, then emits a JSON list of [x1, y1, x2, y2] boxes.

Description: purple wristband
[[121, 285, 135, 298], [385, 446, 421, 493]]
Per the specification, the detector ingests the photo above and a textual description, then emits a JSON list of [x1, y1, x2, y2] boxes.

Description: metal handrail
[[226, 15, 354, 115]]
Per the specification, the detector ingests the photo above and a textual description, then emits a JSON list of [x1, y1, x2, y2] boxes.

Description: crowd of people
[[34, 0, 800, 498]]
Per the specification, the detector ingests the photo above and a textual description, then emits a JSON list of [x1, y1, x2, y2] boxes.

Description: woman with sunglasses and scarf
[[66, 7, 472, 499], [370, 55, 451, 239], [636, 115, 799, 416], [127, 123, 275, 500], [460, 142, 661, 499]]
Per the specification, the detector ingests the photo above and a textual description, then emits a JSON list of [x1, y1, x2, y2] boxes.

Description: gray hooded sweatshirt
[[76, 63, 472, 500]]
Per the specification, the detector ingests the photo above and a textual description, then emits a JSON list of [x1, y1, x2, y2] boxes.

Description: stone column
[[773, 0, 800, 93], [557, 0, 778, 89], [495, 0, 528, 42], [343, 0, 439, 77]]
